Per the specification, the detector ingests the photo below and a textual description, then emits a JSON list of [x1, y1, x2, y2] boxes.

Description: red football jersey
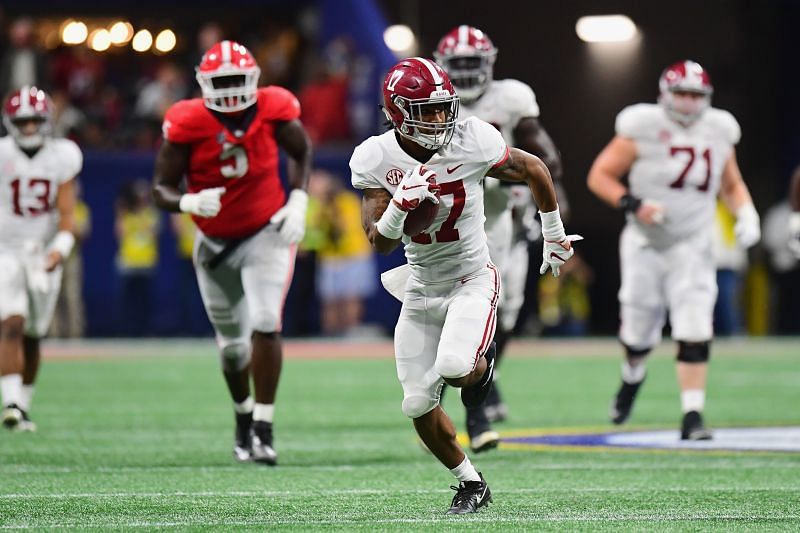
[[163, 86, 301, 239]]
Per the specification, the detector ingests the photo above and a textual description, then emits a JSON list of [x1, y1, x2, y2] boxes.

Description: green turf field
[[1, 339, 799, 530]]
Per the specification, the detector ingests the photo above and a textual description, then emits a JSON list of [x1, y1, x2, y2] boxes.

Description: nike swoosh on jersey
[[447, 164, 464, 174]]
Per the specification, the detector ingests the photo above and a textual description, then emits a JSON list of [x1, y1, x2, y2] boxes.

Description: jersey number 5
[[411, 180, 465, 244], [11, 178, 51, 216], [220, 142, 249, 178], [669, 146, 712, 191]]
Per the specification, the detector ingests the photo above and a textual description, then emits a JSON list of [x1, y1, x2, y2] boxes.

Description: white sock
[[681, 389, 705, 413], [233, 396, 254, 414], [19, 385, 34, 412], [0, 374, 23, 407], [449, 456, 481, 483], [253, 403, 274, 423], [621, 361, 646, 384]]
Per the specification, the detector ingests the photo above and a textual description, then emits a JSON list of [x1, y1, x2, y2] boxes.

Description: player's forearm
[[790, 167, 800, 211], [369, 227, 402, 255], [587, 169, 628, 208], [720, 179, 753, 213], [523, 155, 558, 213], [152, 183, 183, 212], [286, 145, 312, 191]]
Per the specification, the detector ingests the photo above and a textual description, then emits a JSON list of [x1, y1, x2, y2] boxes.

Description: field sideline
[[1, 337, 798, 530]]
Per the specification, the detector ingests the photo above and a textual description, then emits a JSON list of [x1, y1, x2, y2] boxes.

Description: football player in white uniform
[[0, 86, 82, 431], [351, 57, 578, 514], [587, 61, 760, 440], [434, 25, 565, 452], [789, 166, 800, 258]]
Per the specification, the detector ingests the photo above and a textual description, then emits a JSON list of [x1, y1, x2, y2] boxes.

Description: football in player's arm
[[152, 40, 312, 465], [1, 86, 82, 432], [587, 60, 759, 440]]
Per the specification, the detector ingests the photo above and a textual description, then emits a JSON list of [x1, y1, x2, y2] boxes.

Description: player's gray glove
[[734, 203, 761, 249], [179, 187, 225, 218], [270, 189, 308, 244], [789, 212, 800, 259]]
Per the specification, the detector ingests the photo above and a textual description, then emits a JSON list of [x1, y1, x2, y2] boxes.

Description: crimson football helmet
[[382, 57, 459, 150], [2, 86, 52, 150], [658, 60, 713, 124], [433, 26, 497, 103], [196, 40, 260, 113]]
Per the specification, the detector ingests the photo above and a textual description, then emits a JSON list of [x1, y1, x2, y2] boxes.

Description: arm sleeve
[[59, 140, 83, 183], [470, 117, 509, 169], [262, 87, 302, 121], [349, 140, 383, 190], [162, 102, 197, 144]]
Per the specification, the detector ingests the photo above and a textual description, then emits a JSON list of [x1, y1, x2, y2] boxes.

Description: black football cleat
[[466, 406, 499, 454], [681, 410, 713, 441], [251, 420, 278, 465], [461, 343, 496, 408], [1, 404, 22, 430], [609, 377, 645, 425], [446, 472, 492, 515], [483, 382, 508, 423], [233, 411, 253, 462]]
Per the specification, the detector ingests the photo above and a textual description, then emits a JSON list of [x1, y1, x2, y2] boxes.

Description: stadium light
[[61, 20, 88, 45], [576, 15, 637, 43], [383, 24, 417, 57], [155, 29, 177, 53], [109, 21, 134, 45], [89, 29, 112, 52], [132, 29, 153, 52]]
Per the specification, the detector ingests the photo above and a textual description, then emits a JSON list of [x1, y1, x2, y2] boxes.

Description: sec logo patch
[[386, 168, 404, 185]]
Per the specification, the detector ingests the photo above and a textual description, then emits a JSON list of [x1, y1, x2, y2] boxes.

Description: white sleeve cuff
[[375, 201, 407, 240], [50, 230, 76, 258], [539, 206, 566, 242]]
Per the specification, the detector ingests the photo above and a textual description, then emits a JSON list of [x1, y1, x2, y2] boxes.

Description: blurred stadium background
[[1, 0, 798, 529]]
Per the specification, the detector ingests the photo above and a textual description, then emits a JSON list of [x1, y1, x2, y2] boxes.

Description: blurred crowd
[[0, 14, 366, 150]]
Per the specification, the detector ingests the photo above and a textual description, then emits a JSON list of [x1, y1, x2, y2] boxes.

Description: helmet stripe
[[458, 25, 469, 45], [416, 57, 442, 85], [19, 86, 32, 114], [221, 40, 231, 64]]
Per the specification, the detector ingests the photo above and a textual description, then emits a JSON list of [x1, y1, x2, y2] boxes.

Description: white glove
[[540, 235, 583, 277], [179, 187, 226, 218], [392, 164, 440, 211], [788, 212, 800, 259], [734, 203, 761, 249], [270, 189, 308, 244]]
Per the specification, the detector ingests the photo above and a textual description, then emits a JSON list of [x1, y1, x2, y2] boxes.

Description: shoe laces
[[449, 481, 479, 507]]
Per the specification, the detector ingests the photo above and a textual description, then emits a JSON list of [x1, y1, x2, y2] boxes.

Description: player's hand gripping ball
[[398, 165, 440, 237]]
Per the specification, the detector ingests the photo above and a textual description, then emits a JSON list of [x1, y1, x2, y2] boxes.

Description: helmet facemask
[[3, 114, 50, 150], [659, 89, 711, 125], [440, 53, 495, 104], [392, 93, 459, 150], [196, 68, 260, 113]]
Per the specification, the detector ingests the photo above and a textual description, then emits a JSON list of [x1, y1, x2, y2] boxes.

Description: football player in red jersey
[[152, 40, 312, 465]]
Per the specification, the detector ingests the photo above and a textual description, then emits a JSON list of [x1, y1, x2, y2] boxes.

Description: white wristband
[[540, 206, 567, 242], [178, 193, 198, 214], [736, 202, 759, 223], [50, 230, 76, 258], [375, 201, 408, 240]]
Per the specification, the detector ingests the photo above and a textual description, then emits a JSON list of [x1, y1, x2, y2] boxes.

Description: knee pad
[[434, 352, 470, 381], [401, 394, 438, 419], [677, 341, 710, 363], [622, 342, 652, 359], [219, 340, 251, 372]]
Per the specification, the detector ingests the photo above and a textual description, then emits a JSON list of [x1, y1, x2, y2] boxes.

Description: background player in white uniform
[[434, 25, 566, 452], [587, 61, 760, 440], [351, 57, 578, 514], [0, 86, 82, 431]]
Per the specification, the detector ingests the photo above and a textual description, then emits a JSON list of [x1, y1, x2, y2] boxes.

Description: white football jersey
[[459, 79, 540, 222], [0, 136, 83, 250], [617, 103, 740, 248], [350, 116, 508, 283]]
